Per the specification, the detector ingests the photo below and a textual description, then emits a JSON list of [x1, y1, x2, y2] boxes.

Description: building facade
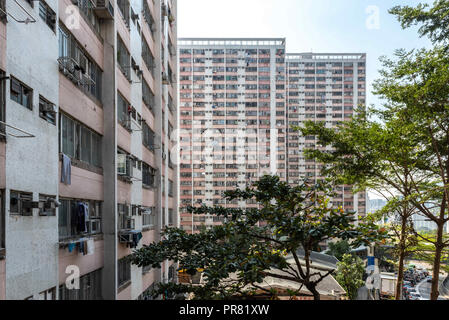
[[178, 39, 366, 234], [0, 0, 178, 300], [286, 53, 367, 217], [178, 38, 287, 233]]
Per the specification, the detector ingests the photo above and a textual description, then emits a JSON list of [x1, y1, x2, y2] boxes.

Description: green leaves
[[335, 254, 366, 300], [130, 175, 384, 300]]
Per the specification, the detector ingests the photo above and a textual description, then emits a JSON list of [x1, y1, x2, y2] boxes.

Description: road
[[416, 278, 448, 300]]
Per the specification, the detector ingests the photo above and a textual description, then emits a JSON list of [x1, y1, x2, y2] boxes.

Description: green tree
[[327, 240, 351, 261], [390, 0, 449, 49], [130, 175, 386, 300], [335, 254, 365, 300]]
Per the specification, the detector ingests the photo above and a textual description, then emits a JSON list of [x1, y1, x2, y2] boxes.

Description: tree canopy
[[130, 175, 386, 300]]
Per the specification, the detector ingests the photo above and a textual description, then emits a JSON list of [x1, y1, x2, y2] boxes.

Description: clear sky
[[178, 0, 434, 200], [178, 0, 433, 110]]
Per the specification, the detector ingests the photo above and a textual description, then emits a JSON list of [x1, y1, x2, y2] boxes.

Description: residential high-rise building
[[178, 38, 288, 233], [0, 0, 178, 300], [286, 53, 367, 217], [178, 39, 366, 234]]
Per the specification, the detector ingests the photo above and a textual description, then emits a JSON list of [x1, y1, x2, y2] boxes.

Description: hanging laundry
[[61, 154, 72, 185], [86, 239, 95, 256], [68, 242, 76, 253], [130, 232, 143, 249], [76, 202, 88, 233]]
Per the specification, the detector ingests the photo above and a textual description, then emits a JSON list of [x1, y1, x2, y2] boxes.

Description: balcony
[[93, 0, 114, 19]]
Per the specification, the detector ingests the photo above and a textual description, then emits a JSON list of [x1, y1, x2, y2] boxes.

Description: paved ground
[[416, 278, 448, 300]]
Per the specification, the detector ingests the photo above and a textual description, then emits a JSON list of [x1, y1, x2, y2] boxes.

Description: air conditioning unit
[[42, 104, 57, 114], [94, 0, 114, 19], [119, 233, 133, 244]]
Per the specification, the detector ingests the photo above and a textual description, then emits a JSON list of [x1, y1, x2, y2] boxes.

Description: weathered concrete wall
[[0, 258, 5, 300], [58, 240, 104, 285], [4, 0, 59, 299]]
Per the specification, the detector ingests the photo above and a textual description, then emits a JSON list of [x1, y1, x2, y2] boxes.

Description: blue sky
[[178, 0, 433, 109], [178, 0, 434, 200]]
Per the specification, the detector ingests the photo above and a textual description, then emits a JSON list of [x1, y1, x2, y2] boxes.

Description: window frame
[[39, 95, 57, 125], [58, 198, 103, 240], [10, 76, 33, 110]]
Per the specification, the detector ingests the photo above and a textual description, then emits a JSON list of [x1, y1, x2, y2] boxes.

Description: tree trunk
[[431, 224, 444, 300], [307, 283, 321, 300], [395, 216, 407, 300]]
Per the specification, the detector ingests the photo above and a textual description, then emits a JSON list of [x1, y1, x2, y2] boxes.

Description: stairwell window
[[39, 0, 56, 32], [142, 37, 155, 77], [117, 0, 130, 27], [118, 257, 131, 288], [142, 122, 155, 152], [142, 207, 156, 228], [142, 162, 156, 188], [117, 36, 131, 81], [142, 79, 155, 113], [10, 77, 33, 110], [117, 92, 131, 130]]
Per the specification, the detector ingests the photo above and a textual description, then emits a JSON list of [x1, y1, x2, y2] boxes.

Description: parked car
[[427, 276, 432, 283], [409, 293, 422, 300]]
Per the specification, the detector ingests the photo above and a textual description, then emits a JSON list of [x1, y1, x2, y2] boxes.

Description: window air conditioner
[[119, 233, 133, 244], [42, 104, 57, 114]]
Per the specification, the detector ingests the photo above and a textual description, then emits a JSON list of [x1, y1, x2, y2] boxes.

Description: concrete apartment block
[[178, 38, 287, 234], [0, 0, 178, 300], [178, 40, 366, 235]]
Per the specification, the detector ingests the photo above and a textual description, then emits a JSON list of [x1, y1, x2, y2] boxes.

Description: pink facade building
[[178, 39, 366, 234], [178, 38, 288, 233], [0, 0, 178, 300]]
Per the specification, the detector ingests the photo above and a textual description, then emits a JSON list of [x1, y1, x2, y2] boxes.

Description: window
[[39, 96, 56, 125], [0, 0, 6, 22], [117, 92, 131, 129], [142, 79, 155, 113], [58, 25, 102, 102], [9, 191, 34, 216], [118, 203, 134, 231], [168, 209, 174, 226], [142, 38, 155, 75], [142, 0, 156, 36], [38, 195, 57, 216], [10, 77, 33, 110], [59, 269, 102, 300], [142, 207, 156, 228], [39, 1, 56, 31], [58, 199, 102, 240], [0, 70, 5, 135], [117, 150, 134, 180], [168, 180, 174, 198], [142, 122, 155, 151], [59, 113, 102, 168], [72, 0, 101, 35], [0, 191, 4, 250], [118, 257, 131, 287], [117, 36, 131, 81], [142, 162, 156, 188], [117, 0, 130, 26]]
